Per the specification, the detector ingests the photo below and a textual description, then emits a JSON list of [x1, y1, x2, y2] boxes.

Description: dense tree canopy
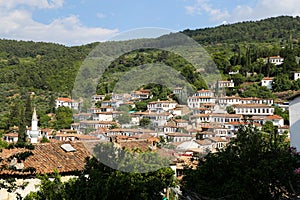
[[182, 125, 300, 200]]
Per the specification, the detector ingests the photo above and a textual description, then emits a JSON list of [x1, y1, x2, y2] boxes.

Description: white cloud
[[0, 11, 118, 45], [0, 0, 64, 9], [0, 1, 119, 45], [185, 0, 230, 21], [229, 0, 300, 23], [185, 5, 198, 15], [96, 12, 106, 19], [186, 0, 300, 24]]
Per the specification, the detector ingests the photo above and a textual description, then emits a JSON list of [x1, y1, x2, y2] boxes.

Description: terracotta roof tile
[[265, 115, 283, 120], [56, 98, 74, 102], [0, 142, 91, 176]]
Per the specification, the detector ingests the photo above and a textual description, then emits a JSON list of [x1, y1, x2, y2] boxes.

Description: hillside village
[[2, 55, 297, 157], [2, 54, 296, 177]]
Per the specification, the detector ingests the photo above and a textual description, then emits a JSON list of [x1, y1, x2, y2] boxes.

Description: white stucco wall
[[0, 176, 76, 200], [290, 97, 300, 150]]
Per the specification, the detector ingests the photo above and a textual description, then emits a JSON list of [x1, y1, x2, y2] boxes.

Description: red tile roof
[[233, 104, 273, 108], [262, 77, 274, 80], [265, 115, 283, 120], [0, 142, 91, 176], [56, 97, 74, 102]]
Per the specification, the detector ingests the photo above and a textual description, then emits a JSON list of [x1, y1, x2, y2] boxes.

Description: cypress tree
[[17, 108, 27, 144], [24, 94, 32, 127]]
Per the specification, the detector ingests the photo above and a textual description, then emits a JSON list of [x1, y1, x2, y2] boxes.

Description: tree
[[134, 101, 147, 112], [262, 121, 275, 133], [274, 106, 289, 125], [226, 106, 235, 114], [272, 74, 292, 92], [231, 73, 246, 86], [24, 171, 67, 200], [40, 136, 50, 143], [24, 94, 33, 127], [240, 84, 275, 99], [116, 105, 131, 125], [139, 117, 150, 128], [182, 124, 299, 200], [53, 106, 73, 130], [39, 114, 51, 128], [9, 100, 23, 128], [17, 108, 27, 144]]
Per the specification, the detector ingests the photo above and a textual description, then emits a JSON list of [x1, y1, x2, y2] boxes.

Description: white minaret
[[29, 107, 39, 143]]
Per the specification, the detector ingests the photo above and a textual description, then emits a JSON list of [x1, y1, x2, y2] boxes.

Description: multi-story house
[[147, 100, 177, 113], [188, 96, 216, 108], [55, 97, 80, 110], [233, 104, 274, 116], [131, 89, 151, 100]]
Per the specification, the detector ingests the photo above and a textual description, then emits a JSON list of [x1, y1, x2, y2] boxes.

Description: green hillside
[[182, 16, 300, 45]]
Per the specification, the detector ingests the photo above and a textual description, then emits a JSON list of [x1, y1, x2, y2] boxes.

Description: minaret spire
[[32, 107, 38, 121], [30, 107, 39, 143]]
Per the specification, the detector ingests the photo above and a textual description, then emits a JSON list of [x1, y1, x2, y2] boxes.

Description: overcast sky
[[0, 0, 299, 46]]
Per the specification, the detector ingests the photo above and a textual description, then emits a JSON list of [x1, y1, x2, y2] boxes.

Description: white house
[[210, 113, 242, 123], [218, 96, 240, 106], [240, 97, 273, 105], [145, 112, 173, 127], [188, 96, 216, 108], [265, 56, 284, 65], [163, 122, 178, 133], [3, 133, 19, 143], [111, 93, 131, 101], [131, 89, 151, 100], [147, 100, 177, 113], [264, 115, 284, 127], [91, 94, 105, 102], [91, 106, 114, 121], [106, 128, 156, 137], [166, 133, 192, 142], [217, 80, 234, 88], [173, 87, 183, 95], [193, 89, 214, 97], [55, 97, 80, 110], [205, 137, 229, 151], [92, 111, 113, 121], [261, 77, 274, 90], [78, 120, 118, 133], [190, 113, 241, 124], [294, 72, 300, 81], [233, 104, 274, 116], [73, 113, 92, 121], [288, 92, 300, 150]]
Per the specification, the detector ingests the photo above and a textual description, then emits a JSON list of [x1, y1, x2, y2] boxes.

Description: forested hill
[[0, 40, 98, 93], [182, 16, 300, 45]]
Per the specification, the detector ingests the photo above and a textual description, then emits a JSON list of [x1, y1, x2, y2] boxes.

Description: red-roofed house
[[233, 104, 274, 116], [265, 56, 284, 65], [261, 77, 274, 90], [55, 97, 80, 110], [264, 115, 284, 127]]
